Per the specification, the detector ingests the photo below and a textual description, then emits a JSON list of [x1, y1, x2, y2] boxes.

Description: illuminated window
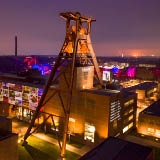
[[84, 122, 95, 143], [154, 88, 157, 92], [17, 107, 22, 117], [156, 129, 160, 136], [123, 126, 129, 133], [147, 128, 154, 134], [124, 108, 133, 116], [124, 114, 133, 124], [128, 122, 133, 129], [68, 118, 76, 134], [23, 109, 28, 118], [113, 120, 117, 130], [124, 99, 134, 107], [129, 108, 133, 114], [128, 115, 133, 121], [123, 122, 133, 133]]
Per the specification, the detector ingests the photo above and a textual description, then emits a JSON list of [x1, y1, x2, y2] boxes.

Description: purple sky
[[0, 0, 160, 56]]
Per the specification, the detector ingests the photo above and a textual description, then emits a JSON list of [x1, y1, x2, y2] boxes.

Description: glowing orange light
[[133, 54, 138, 57]]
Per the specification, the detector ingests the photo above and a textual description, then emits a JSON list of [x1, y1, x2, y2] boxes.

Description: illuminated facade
[[122, 82, 158, 121], [41, 65, 137, 144], [0, 66, 137, 144], [138, 100, 160, 138]]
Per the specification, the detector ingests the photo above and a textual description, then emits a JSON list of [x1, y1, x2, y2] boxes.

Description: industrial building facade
[[0, 65, 137, 144], [138, 100, 160, 138]]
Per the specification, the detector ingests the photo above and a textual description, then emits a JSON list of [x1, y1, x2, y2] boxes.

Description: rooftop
[[0, 73, 47, 88], [79, 137, 153, 160], [124, 82, 157, 91], [81, 88, 120, 96], [141, 99, 160, 117], [1, 79, 44, 89]]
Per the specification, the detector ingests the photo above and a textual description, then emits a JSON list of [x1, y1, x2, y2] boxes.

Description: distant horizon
[[0, 0, 160, 57], [0, 54, 160, 58]]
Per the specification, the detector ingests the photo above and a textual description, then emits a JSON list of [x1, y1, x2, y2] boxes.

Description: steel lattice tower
[[22, 12, 103, 159]]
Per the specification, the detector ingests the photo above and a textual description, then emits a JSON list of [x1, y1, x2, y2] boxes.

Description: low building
[[123, 82, 158, 120], [79, 137, 153, 160], [138, 100, 160, 138], [124, 82, 158, 100]]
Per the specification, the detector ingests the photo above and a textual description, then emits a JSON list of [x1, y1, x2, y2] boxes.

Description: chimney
[[15, 36, 17, 56]]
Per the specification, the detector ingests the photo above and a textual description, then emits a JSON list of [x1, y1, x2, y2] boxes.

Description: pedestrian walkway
[[12, 120, 92, 156], [33, 133, 91, 156], [125, 135, 160, 148]]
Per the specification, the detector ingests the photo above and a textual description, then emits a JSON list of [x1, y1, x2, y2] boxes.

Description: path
[[124, 135, 160, 148], [12, 120, 92, 156]]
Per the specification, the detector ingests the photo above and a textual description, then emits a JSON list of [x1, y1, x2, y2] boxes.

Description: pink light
[[127, 67, 136, 78]]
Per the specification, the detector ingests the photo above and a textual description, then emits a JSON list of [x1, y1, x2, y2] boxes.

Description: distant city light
[[111, 66, 119, 76], [24, 57, 37, 66], [32, 64, 52, 75], [127, 67, 136, 78]]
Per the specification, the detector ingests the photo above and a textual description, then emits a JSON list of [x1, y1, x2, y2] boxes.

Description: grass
[[18, 136, 80, 160], [46, 133, 84, 149], [13, 118, 84, 149]]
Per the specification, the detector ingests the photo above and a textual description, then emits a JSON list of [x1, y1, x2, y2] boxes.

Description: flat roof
[[81, 88, 120, 96], [124, 82, 157, 91], [79, 137, 153, 160], [1, 79, 44, 89], [141, 99, 160, 117], [0, 73, 46, 88]]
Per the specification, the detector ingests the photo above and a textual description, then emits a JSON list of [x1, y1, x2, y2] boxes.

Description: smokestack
[[15, 36, 17, 56]]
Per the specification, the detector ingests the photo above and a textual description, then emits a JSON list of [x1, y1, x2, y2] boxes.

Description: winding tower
[[23, 12, 103, 159]]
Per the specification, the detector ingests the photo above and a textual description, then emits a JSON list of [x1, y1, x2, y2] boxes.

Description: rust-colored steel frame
[[22, 12, 102, 159]]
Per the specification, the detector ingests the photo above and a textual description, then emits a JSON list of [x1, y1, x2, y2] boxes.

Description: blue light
[[32, 64, 40, 69], [32, 64, 52, 75], [111, 66, 119, 73]]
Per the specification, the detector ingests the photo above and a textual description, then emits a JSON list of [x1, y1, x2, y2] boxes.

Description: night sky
[[0, 0, 160, 56]]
